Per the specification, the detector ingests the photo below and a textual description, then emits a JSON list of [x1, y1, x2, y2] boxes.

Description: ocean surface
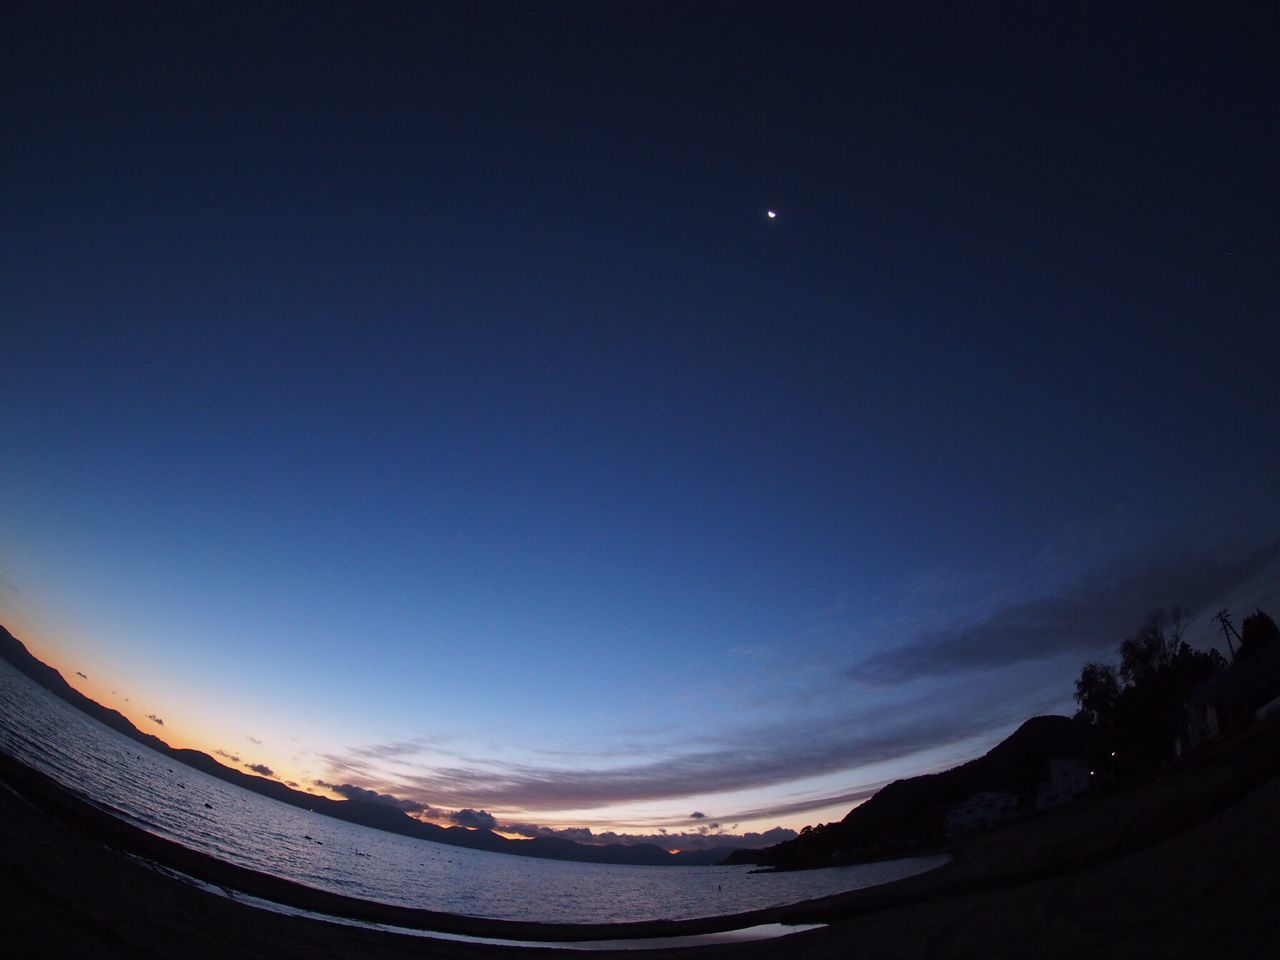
[[0, 657, 945, 924]]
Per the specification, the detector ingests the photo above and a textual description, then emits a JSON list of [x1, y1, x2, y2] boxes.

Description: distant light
[[766, 209, 777, 219], [1110, 751, 1116, 757]]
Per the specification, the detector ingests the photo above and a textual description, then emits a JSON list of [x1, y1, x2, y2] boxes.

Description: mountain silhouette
[[729, 715, 1100, 868]]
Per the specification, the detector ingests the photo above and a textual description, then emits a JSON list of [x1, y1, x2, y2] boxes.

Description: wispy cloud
[[848, 539, 1280, 685], [325, 701, 1017, 816], [244, 762, 274, 777], [705, 786, 884, 825], [215, 749, 241, 763], [348, 740, 427, 761], [147, 713, 164, 726]]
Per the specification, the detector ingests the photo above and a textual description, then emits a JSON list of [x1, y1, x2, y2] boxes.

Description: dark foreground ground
[[3, 715, 1279, 959]]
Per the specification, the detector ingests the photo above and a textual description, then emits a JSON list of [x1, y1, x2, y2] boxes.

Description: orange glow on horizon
[[0, 625, 329, 801], [4, 621, 840, 838]]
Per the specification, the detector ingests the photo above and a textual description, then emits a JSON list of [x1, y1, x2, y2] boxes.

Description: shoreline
[[4, 716, 1280, 956]]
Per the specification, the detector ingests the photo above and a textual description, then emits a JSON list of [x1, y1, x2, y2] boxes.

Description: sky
[[2, 2, 1278, 848]]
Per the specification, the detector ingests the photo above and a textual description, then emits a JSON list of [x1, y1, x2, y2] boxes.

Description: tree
[[1238, 609, 1280, 661], [1074, 662, 1120, 727], [1076, 608, 1226, 770], [1118, 610, 1184, 685], [1168, 640, 1228, 684]]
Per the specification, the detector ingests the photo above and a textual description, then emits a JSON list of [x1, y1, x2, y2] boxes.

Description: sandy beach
[[3, 716, 1279, 958]]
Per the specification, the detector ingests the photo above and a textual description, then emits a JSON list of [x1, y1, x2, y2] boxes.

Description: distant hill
[[727, 715, 1100, 869], [0, 624, 695, 867]]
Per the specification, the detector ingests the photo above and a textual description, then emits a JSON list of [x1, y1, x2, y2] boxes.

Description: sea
[[0, 657, 945, 925]]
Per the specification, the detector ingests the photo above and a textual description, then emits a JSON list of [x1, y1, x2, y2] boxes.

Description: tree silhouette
[[1074, 662, 1120, 727], [1074, 609, 1227, 770], [1238, 609, 1280, 661], [1118, 609, 1187, 685]]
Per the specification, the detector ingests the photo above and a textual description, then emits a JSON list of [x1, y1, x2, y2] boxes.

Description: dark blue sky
[[3, 2, 1278, 839]]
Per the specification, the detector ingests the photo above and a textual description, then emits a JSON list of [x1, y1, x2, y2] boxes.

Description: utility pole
[[1213, 609, 1242, 661]]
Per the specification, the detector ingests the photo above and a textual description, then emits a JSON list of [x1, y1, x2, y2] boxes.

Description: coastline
[[4, 714, 1280, 956]]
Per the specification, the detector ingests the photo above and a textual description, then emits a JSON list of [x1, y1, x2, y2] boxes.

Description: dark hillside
[[732, 715, 1099, 868]]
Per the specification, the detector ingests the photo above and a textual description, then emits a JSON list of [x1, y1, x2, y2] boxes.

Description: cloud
[[499, 822, 799, 853], [348, 740, 425, 761], [712, 786, 883, 824], [314, 780, 427, 814], [746, 827, 796, 845], [312, 782, 501, 832], [247, 736, 262, 745], [848, 539, 1280, 686], [330, 700, 1017, 817], [215, 749, 241, 763], [244, 763, 274, 777], [505, 823, 598, 843], [147, 714, 164, 726], [308, 777, 804, 846], [75, 671, 87, 679], [689, 811, 706, 820], [449, 808, 498, 830]]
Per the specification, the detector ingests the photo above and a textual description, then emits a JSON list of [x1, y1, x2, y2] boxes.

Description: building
[[1183, 644, 1280, 753], [1035, 757, 1092, 811], [946, 791, 1020, 835]]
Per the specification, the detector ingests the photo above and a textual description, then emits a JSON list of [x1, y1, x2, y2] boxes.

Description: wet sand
[[3, 716, 1279, 958]]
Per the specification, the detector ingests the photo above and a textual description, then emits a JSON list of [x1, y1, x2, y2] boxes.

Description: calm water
[[0, 658, 945, 923]]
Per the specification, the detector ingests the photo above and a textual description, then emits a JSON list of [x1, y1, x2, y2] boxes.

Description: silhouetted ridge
[[0, 623, 172, 756], [728, 715, 1098, 869], [841, 716, 1088, 829]]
